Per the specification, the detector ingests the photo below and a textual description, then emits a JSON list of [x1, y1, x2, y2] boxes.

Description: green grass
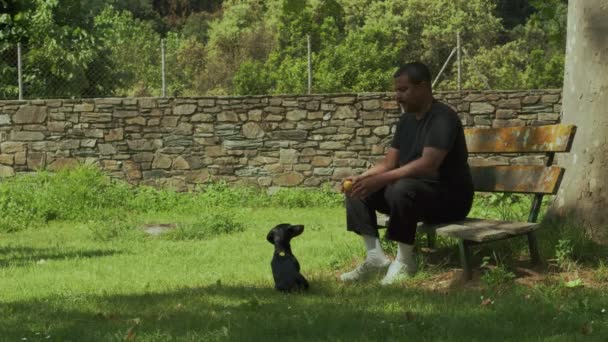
[[2, 209, 607, 341], [0, 168, 607, 341]]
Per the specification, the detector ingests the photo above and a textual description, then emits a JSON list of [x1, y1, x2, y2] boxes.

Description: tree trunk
[[551, 0, 608, 243]]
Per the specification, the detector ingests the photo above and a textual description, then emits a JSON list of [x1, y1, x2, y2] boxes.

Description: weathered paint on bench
[[465, 125, 576, 153], [470, 165, 564, 194]]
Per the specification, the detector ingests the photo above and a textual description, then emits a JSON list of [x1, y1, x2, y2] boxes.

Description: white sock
[[396, 242, 415, 264], [362, 235, 388, 263], [363, 234, 382, 251], [380, 243, 417, 285]]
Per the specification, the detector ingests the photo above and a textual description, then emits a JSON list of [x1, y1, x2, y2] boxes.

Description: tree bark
[[551, 0, 608, 243]]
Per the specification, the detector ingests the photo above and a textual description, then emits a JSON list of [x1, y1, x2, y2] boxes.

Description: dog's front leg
[[295, 273, 309, 290]]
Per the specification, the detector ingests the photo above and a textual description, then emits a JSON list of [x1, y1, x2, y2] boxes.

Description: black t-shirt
[[390, 100, 473, 189]]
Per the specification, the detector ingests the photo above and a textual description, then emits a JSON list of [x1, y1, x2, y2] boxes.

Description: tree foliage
[[0, 0, 568, 98]]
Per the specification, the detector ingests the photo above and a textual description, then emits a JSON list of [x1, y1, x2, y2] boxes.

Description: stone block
[[335, 106, 357, 119], [11, 131, 45, 141], [470, 102, 494, 114], [174, 104, 197, 115], [286, 109, 307, 121], [273, 172, 304, 186], [14, 106, 47, 123], [0, 165, 15, 177]]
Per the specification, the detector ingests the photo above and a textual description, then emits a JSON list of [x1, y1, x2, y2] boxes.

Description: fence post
[[432, 47, 457, 89], [457, 31, 461, 92], [161, 38, 166, 98], [307, 34, 312, 94], [17, 42, 23, 100]]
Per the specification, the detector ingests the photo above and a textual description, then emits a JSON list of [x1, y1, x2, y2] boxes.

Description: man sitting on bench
[[341, 62, 474, 285]]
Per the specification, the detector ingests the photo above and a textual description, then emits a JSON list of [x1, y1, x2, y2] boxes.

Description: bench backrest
[[465, 124, 576, 195], [466, 124, 576, 223]]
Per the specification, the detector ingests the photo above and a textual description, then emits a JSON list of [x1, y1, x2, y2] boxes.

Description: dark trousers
[[345, 178, 473, 244]]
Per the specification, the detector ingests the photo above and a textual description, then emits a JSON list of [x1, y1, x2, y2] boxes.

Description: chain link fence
[[0, 43, 20, 100], [1, 34, 280, 100], [0, 41, 167, 100], [0, 31, 490, 100], [0, 36, 264, 100]]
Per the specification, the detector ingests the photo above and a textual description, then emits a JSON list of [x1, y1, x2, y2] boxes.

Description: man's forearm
[[380, 157, 438, 183], [359, 161, 392, 179]]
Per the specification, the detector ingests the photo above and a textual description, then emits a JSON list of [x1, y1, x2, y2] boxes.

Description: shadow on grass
[[536, 216, 608, 267], [1, 279, 605, 341], [0, 246, 121, 268]]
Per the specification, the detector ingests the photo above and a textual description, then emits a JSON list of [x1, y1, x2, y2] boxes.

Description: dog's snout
[[266, 230, 276, 244], [290, 225, 304, 236]]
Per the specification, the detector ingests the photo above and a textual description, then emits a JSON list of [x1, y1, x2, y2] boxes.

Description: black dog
[[266, 223, 309, 292]]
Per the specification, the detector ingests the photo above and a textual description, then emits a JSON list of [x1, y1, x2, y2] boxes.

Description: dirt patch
[[414, 262, 608, 292], [334, 252, 607, 291], [141, 223, 177, 236]]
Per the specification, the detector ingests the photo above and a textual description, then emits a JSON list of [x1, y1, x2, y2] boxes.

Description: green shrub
[[469, 193, 533, 221], [126, 185, 194, 213], [0, 200, 38, 232], [594, 261, 608, 283], [480, 254, 516, 288], [165, 210, 246, 240], [537, 215, 607, 268], [0, 167, 347, 232], [193, 181, 261, 208], [555, 238, 575, 270], [39, 166, 132, 220], [0, 166, 134, 232], [0, 172, 49, 231], [266, 185, 343, 208]]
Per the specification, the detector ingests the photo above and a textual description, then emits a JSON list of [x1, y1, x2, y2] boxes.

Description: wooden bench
[[379, 124, 577, 280]]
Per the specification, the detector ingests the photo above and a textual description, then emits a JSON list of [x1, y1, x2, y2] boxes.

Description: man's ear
[[266, 230, 275, 244]]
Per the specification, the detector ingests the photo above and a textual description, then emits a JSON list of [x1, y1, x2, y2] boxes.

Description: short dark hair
[[393, 62, 432, 85]]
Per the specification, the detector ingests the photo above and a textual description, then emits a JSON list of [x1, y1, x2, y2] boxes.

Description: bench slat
[[378, 217, 539, 243], [465, 124, 576, 153], [418, 218, 536, 233], [433, 224, 511, 242], [420, 218, 539, 243], [456, 218, 536, 234], [471, 165, 564, 194]]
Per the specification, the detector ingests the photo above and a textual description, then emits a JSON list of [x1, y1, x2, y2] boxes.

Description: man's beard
[[400, 102, 421, 113]]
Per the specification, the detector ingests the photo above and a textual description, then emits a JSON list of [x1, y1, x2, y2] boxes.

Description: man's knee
[[384, 178, 420, 205]]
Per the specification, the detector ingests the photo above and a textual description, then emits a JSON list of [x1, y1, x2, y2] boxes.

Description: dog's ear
[[266, 230, 275, 244]]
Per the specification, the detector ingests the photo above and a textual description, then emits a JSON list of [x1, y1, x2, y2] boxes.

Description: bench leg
[[527, 231, 541, 265], [427, 231, 436, 249], [458, 239, 473, 281]]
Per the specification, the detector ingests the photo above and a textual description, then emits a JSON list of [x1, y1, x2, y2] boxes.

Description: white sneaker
[[379, 258, 418, 285], [340, 257, 391, 282]]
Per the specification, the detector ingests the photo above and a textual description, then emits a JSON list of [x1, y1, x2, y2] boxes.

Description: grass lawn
[[2, 206, 608, 341], [1, 168, 607, 341]]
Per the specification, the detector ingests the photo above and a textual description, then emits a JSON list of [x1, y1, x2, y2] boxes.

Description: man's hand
[[341, 147, 398, 196], [349, 174, 388, 199], [341, 175, 360, 194]]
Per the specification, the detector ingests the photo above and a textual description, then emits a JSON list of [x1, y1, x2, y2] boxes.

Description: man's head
[[393, 62, 433, 113]]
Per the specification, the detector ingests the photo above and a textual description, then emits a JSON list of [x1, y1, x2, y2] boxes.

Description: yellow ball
[[343, 180, 353, 191]]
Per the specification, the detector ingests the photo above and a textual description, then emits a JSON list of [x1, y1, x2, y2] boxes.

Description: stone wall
[[0, 90, 561, 191]]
